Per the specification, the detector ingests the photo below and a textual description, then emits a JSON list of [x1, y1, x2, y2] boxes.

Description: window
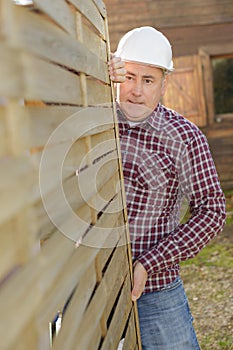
[[212, 58, 233, 115]]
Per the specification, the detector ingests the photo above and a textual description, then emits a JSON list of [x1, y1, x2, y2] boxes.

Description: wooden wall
[[104, 0, 233, 56], [0, 1, 141, 349]]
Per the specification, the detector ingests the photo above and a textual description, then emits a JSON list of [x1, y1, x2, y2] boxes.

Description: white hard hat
[[115, 26, 174, 72]]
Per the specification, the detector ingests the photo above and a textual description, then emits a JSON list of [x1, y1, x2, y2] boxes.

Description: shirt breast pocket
[[137, 152, 176, 192]]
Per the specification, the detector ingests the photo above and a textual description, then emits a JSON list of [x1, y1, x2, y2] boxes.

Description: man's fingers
[[109, 67, 126, 82], [108, 56, 126, 82], [131, 286, 142, 302], [131, 262, 148, 302], [109, 55, 125, 68]]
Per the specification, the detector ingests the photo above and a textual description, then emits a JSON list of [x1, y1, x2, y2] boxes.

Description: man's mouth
[[127, 100, 144, 105]]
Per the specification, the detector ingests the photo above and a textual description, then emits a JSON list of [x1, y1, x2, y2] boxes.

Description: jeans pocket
[[160, 276, 182, 292]]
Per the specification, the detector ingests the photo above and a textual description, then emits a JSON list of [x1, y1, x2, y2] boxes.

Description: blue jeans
[[137, 277, 201, 350]]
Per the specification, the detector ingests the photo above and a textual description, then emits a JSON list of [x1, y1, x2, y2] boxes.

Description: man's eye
[[126, 75, 133, 80], [145, 79, 153, 84]]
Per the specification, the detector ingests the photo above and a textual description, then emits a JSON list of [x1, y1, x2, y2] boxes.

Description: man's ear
[[161, 74, 169, 97]]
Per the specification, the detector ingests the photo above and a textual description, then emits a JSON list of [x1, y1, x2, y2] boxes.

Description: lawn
[[180, 190, 233, 349]]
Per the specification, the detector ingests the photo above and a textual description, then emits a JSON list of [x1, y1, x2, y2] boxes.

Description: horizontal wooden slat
[[35, 165, 121, 243], [47, 218, 126, 349], [38, 251, 97, 330], [52, 261, 98, 349], [40, 191, 92, 244], [0, 44, 82, 104], [67, 245, 129, 349], [101, 273, 132, 350], [0, 232, 75, 349], [0, 218, 21, 282], [90, 128, 116, 161], [20, 106, 114, 150], [69, 0, 106, 39], [38, 165, 121, 244], [4, 4, 109, 83], [86, 324, 102, 350], [82, 21, 107, 60], [33, 198, 55, 242], [66, 164, 119, 210], [122, 310, 137, 350], [0, 157, 35, 224], [20, 138, 95, 212], [39, 140, 118, 200], [10, 319, 38, 350], [3, 101, 31, 156], [87, 78, 112, 105], [100, 245, 129, 322], [82, 196, 124, 249], [92, 0, 107, 18], [0, 108, 7, 156], [60, 176, 122, 244], [33, 0, 76, 36]]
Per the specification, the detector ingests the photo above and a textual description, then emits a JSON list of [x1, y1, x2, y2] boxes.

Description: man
[[109, 27, 226, 349]]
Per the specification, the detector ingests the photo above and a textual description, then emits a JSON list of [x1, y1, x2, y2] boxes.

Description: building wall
[[105, 0, 233, 56]]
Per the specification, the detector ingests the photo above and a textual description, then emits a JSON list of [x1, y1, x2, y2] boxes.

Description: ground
[[181, 221, 233, 349]]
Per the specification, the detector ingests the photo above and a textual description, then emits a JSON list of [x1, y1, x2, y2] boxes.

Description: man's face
[[116, 61, 167, 122]]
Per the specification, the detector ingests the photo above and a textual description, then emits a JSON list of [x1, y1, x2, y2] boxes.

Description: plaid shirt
[[117, 103, 226, 293]]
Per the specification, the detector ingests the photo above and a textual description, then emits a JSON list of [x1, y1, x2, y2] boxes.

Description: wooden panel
[[0, 0, 141, 349], [0, 157, 35, 224], [0, 45, 82, 103], [0, 233, 74, 348], [93, 0, 107, 18], [162, 55, 207, 126], [122, 310, 137, 350], [25, 106, 114, 150], [0, 108, 7, 156], [69, 0, 106, 38], [3, 4, 109, 83], [101, 276, 132, 350], [33, 0, 77, 36], [82, 21, 108, 60]]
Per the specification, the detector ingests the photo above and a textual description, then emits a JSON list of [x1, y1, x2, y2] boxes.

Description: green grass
[[180, 189, 233, 269], [225, 189, 233, 224], [181, 190, 233, 349], [200, 334, 233, 350], [180, 242, 233, 269]]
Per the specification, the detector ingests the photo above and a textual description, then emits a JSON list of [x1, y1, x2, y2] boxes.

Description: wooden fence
[[0, 0, 141, 349]]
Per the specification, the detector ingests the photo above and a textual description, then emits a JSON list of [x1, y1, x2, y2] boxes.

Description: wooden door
[[162, 55, 207, 127]]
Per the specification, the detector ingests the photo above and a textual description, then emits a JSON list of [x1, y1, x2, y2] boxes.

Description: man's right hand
[[108, 55, 126, 83]]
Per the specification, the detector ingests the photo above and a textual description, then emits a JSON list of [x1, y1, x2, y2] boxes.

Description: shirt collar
[[116, 102, 165, 132]]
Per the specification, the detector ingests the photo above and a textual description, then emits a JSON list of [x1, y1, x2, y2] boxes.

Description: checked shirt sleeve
[[137, 131, 226, 276]]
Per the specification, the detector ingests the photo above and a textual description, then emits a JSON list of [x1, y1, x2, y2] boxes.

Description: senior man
[[109, 26, 226, 349]]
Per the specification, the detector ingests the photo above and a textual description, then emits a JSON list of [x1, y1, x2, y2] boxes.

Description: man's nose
[[132, 81, 142, 96]]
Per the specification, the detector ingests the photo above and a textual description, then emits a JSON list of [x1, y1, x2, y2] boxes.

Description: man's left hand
[[131, 261, 148, 301]]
